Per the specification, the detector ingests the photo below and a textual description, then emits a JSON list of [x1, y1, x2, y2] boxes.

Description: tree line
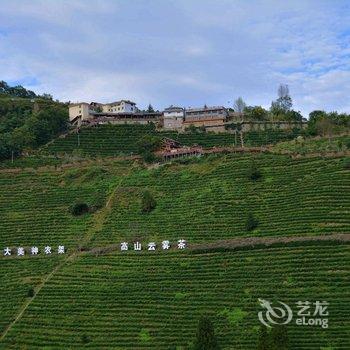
[[0, 80, 53, 100], [191, 315, 289, 350], [0, 81, 69, 160], [233, 84, 350, 136]]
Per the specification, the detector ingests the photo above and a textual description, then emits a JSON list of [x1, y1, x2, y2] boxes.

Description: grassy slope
[[0, 153, 349, 349], [0, 161, 131, 248], [0, 256, 62, 338], [42, 124, 303, 157], [1, 244, 349, 349], [90, 154, 350, 246], [271, 134, 350, 154]]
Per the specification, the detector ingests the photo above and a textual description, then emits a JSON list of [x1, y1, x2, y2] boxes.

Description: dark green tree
[[27, 287, 35, 298], [248, 161, 262, 181], [270, 325, 289, 350], [147, 104, 155, 113], [257, 325, 269, 350], [141, 190, 156, 213], [69, 202, 90, 216], [244, 106, 269, 121], [193, 315, 220, 350], [136, 135, 161, 163], [245, 213, 259, 231]]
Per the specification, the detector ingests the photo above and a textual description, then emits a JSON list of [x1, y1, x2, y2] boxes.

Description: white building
[[102, 100, 137, 114], [69, 102, 101, 125], [163, 106, 185, 130], [69, 100, 137, 125]]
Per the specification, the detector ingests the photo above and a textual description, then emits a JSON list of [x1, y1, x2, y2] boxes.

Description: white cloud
[[0, 0, 349, 116]]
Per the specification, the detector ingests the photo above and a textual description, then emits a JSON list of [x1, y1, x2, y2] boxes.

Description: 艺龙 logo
[[258, 298, 293, 328]]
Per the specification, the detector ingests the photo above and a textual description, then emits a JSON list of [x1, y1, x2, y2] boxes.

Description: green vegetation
[[0, 161, 131, 248], [257, 326, 269, 350], [69, 202, 90, 216], [247, 161, 262, 180], [0, 80, 52, 100], [0, 131, 349, 349], [0, 81, 69, 161], [43, 124, 305, 158], [141, 190, 157, 213], [270, 325, 289, 350], [137, 134, 162, 162], [0, 244, 348, 348], [271, 135, 350, 155], [193, 315, 220, 350], [307, 110, 350, 137], [0, 256, 62, 337], [89, 154, 349, 246], [245, 213, 259, 232]]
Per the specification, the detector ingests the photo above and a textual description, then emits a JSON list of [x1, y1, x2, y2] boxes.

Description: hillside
[[271, 134, 350, 155], [0, 151, 349, 349], [0, 154, 348, 249], [42, 124, 304, 157], [1, 244, 348, 349], [0, 83, 68, 161]]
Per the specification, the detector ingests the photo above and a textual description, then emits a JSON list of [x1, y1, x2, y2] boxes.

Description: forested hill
[[0, 81, 68, 160], [0, 80, 53, 100]]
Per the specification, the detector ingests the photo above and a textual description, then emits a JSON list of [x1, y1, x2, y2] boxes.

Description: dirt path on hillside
[[84, 233, 350, 256], [189, 233, 350, 251]]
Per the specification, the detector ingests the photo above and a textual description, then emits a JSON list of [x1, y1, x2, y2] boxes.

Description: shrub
[[245, 213, 259, 231], [141, 191, 156, 213], [27, 287, 35, 298], [69, 202, 90, 216], [81, 334, 90, 344], [269, 325, 289, 350], [248, 161, 262, 180], [137, 135, 161, 163], [342, 158, 350, 170], [141, 150, 158, 163], [139, 329, 151, 343], [257, 325, 269, 350], [90, 192, 105, 212], [193, 315, 220, 350]]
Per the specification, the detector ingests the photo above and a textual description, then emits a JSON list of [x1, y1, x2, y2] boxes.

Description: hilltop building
[[69, 100, 307, 131], [102, 100, 136, 113], [183, 106, 227, 132], [69, 102, 99, 125], [163, 105, 228, 132], [163, 106, 185, 130], [69, 100, 162, 126]]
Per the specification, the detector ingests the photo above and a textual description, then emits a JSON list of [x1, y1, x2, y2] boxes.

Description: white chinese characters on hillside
[[3, 246, 65, 256], [3, 239, 187, 257], [120, 239, 186, 251]]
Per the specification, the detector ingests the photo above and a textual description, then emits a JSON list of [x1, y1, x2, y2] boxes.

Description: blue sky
[[0, 0, 349, 116]]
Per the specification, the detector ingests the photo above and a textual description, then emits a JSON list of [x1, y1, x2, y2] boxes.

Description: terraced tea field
[[0, 255, 62, 338], [0, 244, 349, 349], [0, 151, 349, 349], [0, 161, 132, 248], [91, 153, 350, 246], [43, 124, 303, 157]]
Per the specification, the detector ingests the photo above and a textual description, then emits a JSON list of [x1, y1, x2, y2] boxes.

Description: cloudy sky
[[0, 0, 349, 116]]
